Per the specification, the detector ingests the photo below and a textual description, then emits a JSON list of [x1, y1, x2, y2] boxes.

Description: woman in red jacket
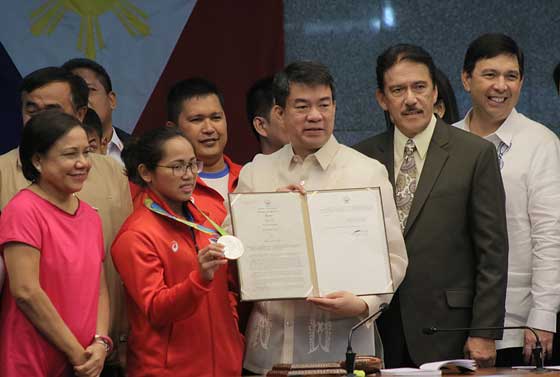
[[111, 126, 244, 377]]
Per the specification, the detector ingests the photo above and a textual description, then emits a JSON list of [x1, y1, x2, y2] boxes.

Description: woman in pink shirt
[[0, 110, 110, 377]]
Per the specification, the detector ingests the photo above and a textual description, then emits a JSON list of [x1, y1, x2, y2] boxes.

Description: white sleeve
[[222, 162, 256, 233], [526, 137, 560, 332], [362, 163, 408, 316]]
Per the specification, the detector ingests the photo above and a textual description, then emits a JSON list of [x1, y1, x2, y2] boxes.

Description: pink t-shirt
[[0, 189, 104, 377]]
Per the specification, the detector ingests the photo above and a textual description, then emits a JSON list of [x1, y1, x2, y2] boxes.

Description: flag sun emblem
[[30, 0, 151, 59]]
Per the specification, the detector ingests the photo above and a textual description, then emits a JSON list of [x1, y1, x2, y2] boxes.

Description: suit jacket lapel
[[404, 119, 450, 236], [376, 132, 396, 187]]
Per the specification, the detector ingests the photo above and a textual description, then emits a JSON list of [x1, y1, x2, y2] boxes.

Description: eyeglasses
[[157, 160, 203, 176]]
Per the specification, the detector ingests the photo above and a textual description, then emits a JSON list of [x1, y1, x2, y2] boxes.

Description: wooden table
[[375, 369, 560, 377], [247, 368, 560, 377], [469, 368, 560, 376]]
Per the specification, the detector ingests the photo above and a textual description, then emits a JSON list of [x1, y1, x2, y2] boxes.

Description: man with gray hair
[[236, 61, 407, 374]]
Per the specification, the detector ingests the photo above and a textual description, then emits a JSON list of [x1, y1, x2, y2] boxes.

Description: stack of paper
[[381, 368, 442, 376], [381, 359, 477, 376]]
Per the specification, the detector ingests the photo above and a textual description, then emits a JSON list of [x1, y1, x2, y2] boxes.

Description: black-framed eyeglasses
[[157, 160, 203, 176]]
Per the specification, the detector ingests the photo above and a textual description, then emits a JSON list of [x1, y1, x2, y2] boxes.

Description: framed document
[[228, 187, 394, 301]]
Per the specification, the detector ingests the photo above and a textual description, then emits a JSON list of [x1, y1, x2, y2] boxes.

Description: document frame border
[[228, 187, 395, 301]]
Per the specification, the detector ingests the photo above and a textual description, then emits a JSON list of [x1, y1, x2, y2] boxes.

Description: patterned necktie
[[395, 139, 417, 232], [497, 141, 510, 170]]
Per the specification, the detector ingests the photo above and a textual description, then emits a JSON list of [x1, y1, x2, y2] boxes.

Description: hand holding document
[[228, 187, 394, 301], [306, 290, 368, 317], [276, 183, 306, 194]]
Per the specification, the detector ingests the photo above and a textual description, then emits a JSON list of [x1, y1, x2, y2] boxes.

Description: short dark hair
[[166, 78, 225, 124], [246, 76, 275, 141], [273, 61, 335, 108], [122, 126, 190, 187], [62, 58, 113, 92], [434, 67, 460, 125], [554, 63, 560, 94], [463, 33, 524, 78], [376, 44, 436, 91], [82, 107, 103, 140], [19, 109, 83, 182], [20, 67, 89, 110]]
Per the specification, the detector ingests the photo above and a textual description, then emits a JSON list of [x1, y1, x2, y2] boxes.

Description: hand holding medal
[[216, 235, 244, 260], [184, 201, 245, 261], [197, 243, 228, 281]]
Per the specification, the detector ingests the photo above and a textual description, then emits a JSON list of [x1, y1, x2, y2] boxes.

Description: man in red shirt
[[166, 78, 241, 224]]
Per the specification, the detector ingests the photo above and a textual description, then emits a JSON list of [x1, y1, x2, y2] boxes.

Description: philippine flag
[[0, 0, 284, 163]]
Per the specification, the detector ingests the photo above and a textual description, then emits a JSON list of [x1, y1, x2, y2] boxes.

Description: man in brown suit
[[354, 44, 508, 368]]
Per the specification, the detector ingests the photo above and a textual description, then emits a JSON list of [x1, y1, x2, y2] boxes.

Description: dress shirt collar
[[462, 108, 519, 147], [394, 114, 436, 160], [108, 127, 124, 154], [282, 135, 340, 171]]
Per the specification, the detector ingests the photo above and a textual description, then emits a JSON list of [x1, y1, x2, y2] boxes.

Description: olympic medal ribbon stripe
[[144, 198, 218, 235], [189, 202, 229, 237]]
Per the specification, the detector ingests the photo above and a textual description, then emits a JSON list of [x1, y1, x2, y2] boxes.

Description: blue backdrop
[[284, 0, 560, 146]]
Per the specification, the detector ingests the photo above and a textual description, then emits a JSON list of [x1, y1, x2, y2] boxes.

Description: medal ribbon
[[144, 198, 228, 236], [189, 201, 229, 236]]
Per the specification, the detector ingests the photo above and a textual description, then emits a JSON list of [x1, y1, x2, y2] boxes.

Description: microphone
[[345, 303, 389, 376], [423, 325, 546, 372]]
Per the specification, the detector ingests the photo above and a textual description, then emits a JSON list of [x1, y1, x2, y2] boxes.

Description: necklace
[[31, 184, 79, 214]]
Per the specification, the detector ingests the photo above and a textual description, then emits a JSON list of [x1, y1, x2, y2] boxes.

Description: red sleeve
[[0, 256, 5, 293], [226, 261, 240, 323], [227, 261, 253, 335], [0, 194, 42, 250], [111, 229, 213, 327]]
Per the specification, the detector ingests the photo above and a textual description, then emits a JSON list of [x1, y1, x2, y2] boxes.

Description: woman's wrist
[[89, 340, 109, 357], [92, 334, 113, 354]]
